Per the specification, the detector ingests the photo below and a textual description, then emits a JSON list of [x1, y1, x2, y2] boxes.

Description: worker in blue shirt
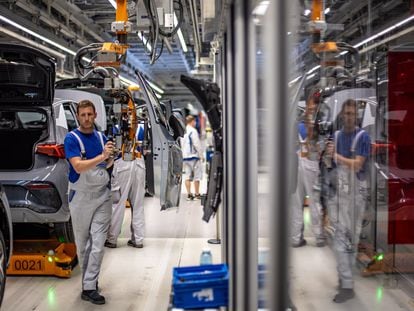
[[105, 122, 146, 249], [64, 100, 114, 305], [326, 99, 371, 303]]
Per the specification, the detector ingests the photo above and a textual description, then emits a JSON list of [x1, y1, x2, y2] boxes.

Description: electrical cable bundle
[[141, 0, 184, 64]]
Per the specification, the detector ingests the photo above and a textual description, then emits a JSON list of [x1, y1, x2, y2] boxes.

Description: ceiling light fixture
[[0, 14, 76, 56], [147, 80, 165, 94], [137, 32, 153, 52], [108, 0, 117, 9], [354, 15, 414, 48], [0, 26, 66, 59], [174, 13, 188, 53], [252, 1, 270, 16], [304, 9, 311, 16], [324, 7, 330, 14]]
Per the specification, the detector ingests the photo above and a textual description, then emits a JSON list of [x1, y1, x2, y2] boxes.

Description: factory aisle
[[2, 189, 220, 311]]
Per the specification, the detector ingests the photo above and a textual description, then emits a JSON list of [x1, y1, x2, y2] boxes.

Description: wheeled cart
[[7, 240, 77, 278]]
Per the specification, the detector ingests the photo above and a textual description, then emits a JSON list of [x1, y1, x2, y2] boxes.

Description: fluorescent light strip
[[288, 75, 302, 85], [147, 80, 164, 94], [354, 15, 414, 48], [252, 1, 270, 16], [0, 26, 66, 59], [120, 75, 162, 98], [137, 32, 152, 52], [174, 13, 188, 53], [108, 0, 117, 9], [307, 65, 320, 74], [0, 14, 76, 55]]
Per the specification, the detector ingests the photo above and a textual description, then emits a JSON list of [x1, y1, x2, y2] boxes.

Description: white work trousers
[[107, 158, 146, 244], [328, 166, 366, 289], [69, 167, 112, 291], [291, 157, 325, 244]]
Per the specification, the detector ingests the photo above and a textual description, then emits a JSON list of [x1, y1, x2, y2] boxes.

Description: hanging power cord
[[140, 0, 184, 64]]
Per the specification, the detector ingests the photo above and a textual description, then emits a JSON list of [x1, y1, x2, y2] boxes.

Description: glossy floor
[[2, 193, 219, 311]]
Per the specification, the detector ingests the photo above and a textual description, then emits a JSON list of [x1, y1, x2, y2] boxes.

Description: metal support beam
[[264, 1, 294, 310], [227, 0, 258, 310]]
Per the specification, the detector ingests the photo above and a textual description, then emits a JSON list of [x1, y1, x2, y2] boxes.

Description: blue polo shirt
[[64, 129, 108, 183], [335, 128, 371, 180]]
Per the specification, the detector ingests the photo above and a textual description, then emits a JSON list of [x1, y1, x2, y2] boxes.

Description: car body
[[0, 183, 13, 307], [0, 44, 75, 242], [55, 72, 184, 210]]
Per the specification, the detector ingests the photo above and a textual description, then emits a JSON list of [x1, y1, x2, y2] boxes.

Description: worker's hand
[[102, 141, 115, 160]]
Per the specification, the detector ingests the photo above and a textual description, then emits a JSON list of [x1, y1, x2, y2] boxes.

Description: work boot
[[104, 240, 117, 248], [333, 288, 355, 303], [316, 240, 326, 247], [291, 239, 307, 248], [127, 239, 143, 248], [81, 290, 105, 305]]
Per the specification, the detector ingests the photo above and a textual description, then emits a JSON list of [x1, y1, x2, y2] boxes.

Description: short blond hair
[[186, 115, 195, 124]]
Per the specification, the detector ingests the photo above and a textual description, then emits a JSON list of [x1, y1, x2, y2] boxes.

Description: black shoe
[[104, 240, 117, 248], [194, 194, 202, 200], [127, 239, 143, 248], [186, 194, 194, 201], [333, 288, 355, 303], [316, 240, 326, 247], [291, 239, 307, 248], [81, 290, 105, 305]]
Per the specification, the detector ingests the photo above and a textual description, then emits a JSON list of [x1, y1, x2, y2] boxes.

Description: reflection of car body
[[0, 183, 12, 307], [55, 71, 184, 210], [0, 44, 75, 242]]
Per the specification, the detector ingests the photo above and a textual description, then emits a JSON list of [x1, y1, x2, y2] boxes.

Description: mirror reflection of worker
[[291, 91, 326, 248], [181, 115, 203, 201], [325, 99, 371, 303], [64, 100, 114, 305], [105, 123, 146, 249]]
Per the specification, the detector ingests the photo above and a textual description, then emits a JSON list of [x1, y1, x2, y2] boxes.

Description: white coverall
[[328, 130, 368, 289], [68, 131, 112, 291], [106, 156, 146, 245], [291, 132, 325, 245]]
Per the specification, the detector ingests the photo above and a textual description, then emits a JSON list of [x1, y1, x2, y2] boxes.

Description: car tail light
[[24, 182, 61, 211], [36, 144, 65, 159]]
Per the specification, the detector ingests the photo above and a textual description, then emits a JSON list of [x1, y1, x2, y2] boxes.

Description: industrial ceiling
[[0, 0, 411, 105]]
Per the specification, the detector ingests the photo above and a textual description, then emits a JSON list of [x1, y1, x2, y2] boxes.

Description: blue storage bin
[[172, 264, 229, 309], [258, 264, 267, 308]]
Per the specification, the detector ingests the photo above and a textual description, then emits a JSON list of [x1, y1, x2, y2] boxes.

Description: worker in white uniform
[[291, 91, 325, 247], [181, 115, 203, 200], [105, 122, 146, 248], [326, 99, 371, 303], [64, 100, 114, 305]]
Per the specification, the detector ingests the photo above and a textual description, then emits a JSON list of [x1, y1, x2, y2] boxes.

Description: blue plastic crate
[[172, 264, 229, 309]]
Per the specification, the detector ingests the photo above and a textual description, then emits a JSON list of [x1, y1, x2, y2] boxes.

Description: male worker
[[64, 100, 114, 305], [326, 99, 371, 303], [105, 122, 146, 248], [181, 115, 203, 200], [291, 90, 326, 248]]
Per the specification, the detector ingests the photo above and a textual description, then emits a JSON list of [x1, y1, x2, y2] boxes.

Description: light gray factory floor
[[2, 186, 220, 311], [3, 172, 414, 311], [288, 208, 414, 311]]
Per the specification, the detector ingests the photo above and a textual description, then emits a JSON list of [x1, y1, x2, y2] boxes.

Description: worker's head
[[77, 100, 97, 132], [341, 99, 358, 132], [186, 115, 196, 127]]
